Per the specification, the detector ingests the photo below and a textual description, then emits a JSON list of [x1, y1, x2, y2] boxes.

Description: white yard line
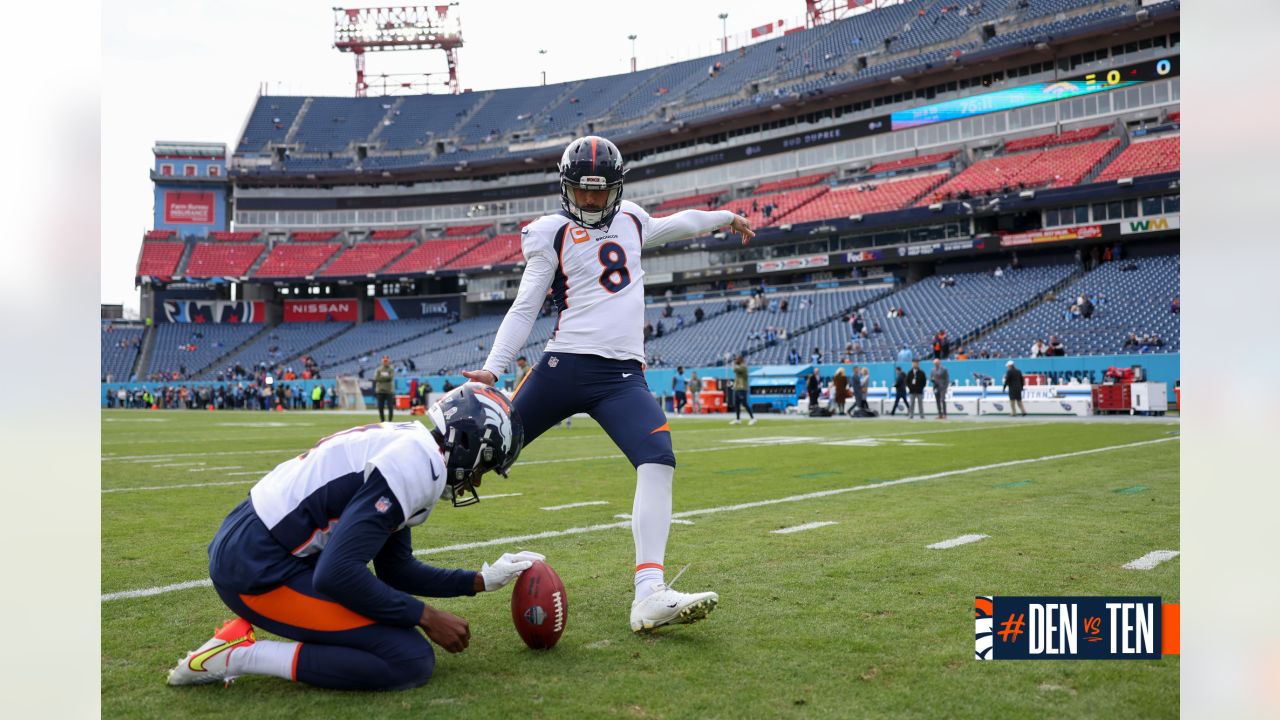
[[101, 421, 1043, 464], [770, 521, 838, 535], [1122, 550, 1180, 570], [150, 462, 207, 468], [541, 501, 610, 511], [102, 436, 1177, 602], [927, 534, 989, 549], [103, 480, 255, 494], [187, 466, 243, 472], [614, 513, 693, 525]]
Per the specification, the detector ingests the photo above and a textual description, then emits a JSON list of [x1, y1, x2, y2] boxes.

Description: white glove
[[479, 551, 546, 592]]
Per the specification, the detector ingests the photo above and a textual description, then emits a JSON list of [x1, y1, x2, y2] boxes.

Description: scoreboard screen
[[890, 56, 1178, 131]]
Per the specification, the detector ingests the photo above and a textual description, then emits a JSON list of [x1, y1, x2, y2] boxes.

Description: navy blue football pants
[[213, 571, 435, 691], [512, 352, 674, 467]]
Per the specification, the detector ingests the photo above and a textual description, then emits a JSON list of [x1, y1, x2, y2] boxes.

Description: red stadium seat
[[185, 242, 267, 277], [716, 186, 829, 228], [384, 237, 484, 273], [443, 223, 493, 237], [752, 172, 832, 195], [445, 233, 523, 269], [919, 139, 1119, 204], [137, 241, 184, 280], [208, 230, 262, 242], [369, 228, 417, 240], [1002, 124, 1109, 153], [654, 190, 725, 213], [865, 150, 958, 174], [320, 241, 415, 276], [1094, 136, 1180, 183], [291, 230, 341, 242], [253, 243, 342, 278], [144, 229, 177, 240], [785, 174, 949, 223]]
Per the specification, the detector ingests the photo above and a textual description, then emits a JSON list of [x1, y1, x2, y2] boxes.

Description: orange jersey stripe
[[240, 586, 375, 633], [511, 366, 535, 401], [650, 422, 670, 435]]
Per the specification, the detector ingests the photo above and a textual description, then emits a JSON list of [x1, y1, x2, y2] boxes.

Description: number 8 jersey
[[482, 200, 735, 376]]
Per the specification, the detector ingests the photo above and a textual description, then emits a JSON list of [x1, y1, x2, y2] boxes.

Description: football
[[510, 559, 567, 649]]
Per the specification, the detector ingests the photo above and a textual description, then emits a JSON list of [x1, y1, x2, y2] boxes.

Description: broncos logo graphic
[[975, 596, 994, 660]]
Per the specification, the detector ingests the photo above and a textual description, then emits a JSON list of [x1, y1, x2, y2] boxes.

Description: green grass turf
[[102, 410, 1180, 719]]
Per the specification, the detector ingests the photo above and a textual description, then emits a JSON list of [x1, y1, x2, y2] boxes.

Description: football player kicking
[[463, 135, 754, 633], [168, 384, 539, 691]]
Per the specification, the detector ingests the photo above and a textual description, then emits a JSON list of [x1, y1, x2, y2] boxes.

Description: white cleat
[[728, 419, 740, 425], [167, 617, 255, 686], [630, 584, 719, 633], [748, 418, 758, 426]]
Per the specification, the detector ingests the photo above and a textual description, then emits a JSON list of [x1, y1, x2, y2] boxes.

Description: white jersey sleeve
[[481, 221, 558, 378], [363, 432, 446, 529], [624, 201, 736, 249]]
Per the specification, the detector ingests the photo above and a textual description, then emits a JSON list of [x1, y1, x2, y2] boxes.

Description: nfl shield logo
[[375, 496, 392, 514], [548, 356, 559, 368]]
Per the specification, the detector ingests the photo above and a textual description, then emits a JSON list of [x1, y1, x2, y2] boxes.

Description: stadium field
[[102, 409, 1179, 719]]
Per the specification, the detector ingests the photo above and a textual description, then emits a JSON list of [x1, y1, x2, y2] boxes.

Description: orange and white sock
[[633, 463, 673, 601]]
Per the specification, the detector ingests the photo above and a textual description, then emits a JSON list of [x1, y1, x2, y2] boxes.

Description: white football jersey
[[482, 200, 734, 374], [249, 421, 445, 556]]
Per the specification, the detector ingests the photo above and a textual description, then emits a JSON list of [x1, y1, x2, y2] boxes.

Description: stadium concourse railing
[[101, 352, 1179, 409]]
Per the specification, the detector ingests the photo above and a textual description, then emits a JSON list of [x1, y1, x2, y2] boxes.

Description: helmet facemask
[[562, 176, 623, 229]]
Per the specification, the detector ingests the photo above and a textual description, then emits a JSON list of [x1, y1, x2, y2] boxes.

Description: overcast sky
[[102, 0, 834, 311]]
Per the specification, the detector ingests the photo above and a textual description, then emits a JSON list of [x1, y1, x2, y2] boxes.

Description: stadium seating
[[976, 255, 1180, 356], [752, 265, 1076, 364], [136, 241, 184, 280], [229, 0, 1153, 175], [384, 238, 484, 274], [292, 230, 341, 242], [146, 323, 263, 379], [198, 322, 353, 378], [144, 230, 176, 240], [446, 233, 523, 270], [1094, 136, 1180, 182], [444, 223, 492, 237], [919, 139, 1119, 204], [456, 84, 565, 145], [238, 96, 306, 153], [306, 318, 452, 372], [184, 242, 267, 278], [642, 288, 889, 367], [1003, 124, 1110, 152], [379, 92, 487, 150], [369, 228, 416, 240], [866, 151, 958, 175], [784, 174, 949, 223], [753, 172, 833, 195], [293, 98, 389, 152], [891, 0, 1013, 53], [208, 231, 261, 242], [101, 324, 144, 381], [253, 243, 342, 278], [320, 241, 414, 277], [718, 186, 829, 228], [320, 314, 510, 377], [653, 191, 725, 213]]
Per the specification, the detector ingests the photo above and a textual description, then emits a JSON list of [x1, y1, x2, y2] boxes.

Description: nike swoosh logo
[[622, 373, 633, 378], [188, 636, 251, 672], [666, 602, 679, 608]]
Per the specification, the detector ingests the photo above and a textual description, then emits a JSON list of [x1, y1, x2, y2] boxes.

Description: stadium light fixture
[[718, 13, 728, 53], [539, 48, 548, 86], [628, 34, 638, 73], [332, 5, 463, 96]]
